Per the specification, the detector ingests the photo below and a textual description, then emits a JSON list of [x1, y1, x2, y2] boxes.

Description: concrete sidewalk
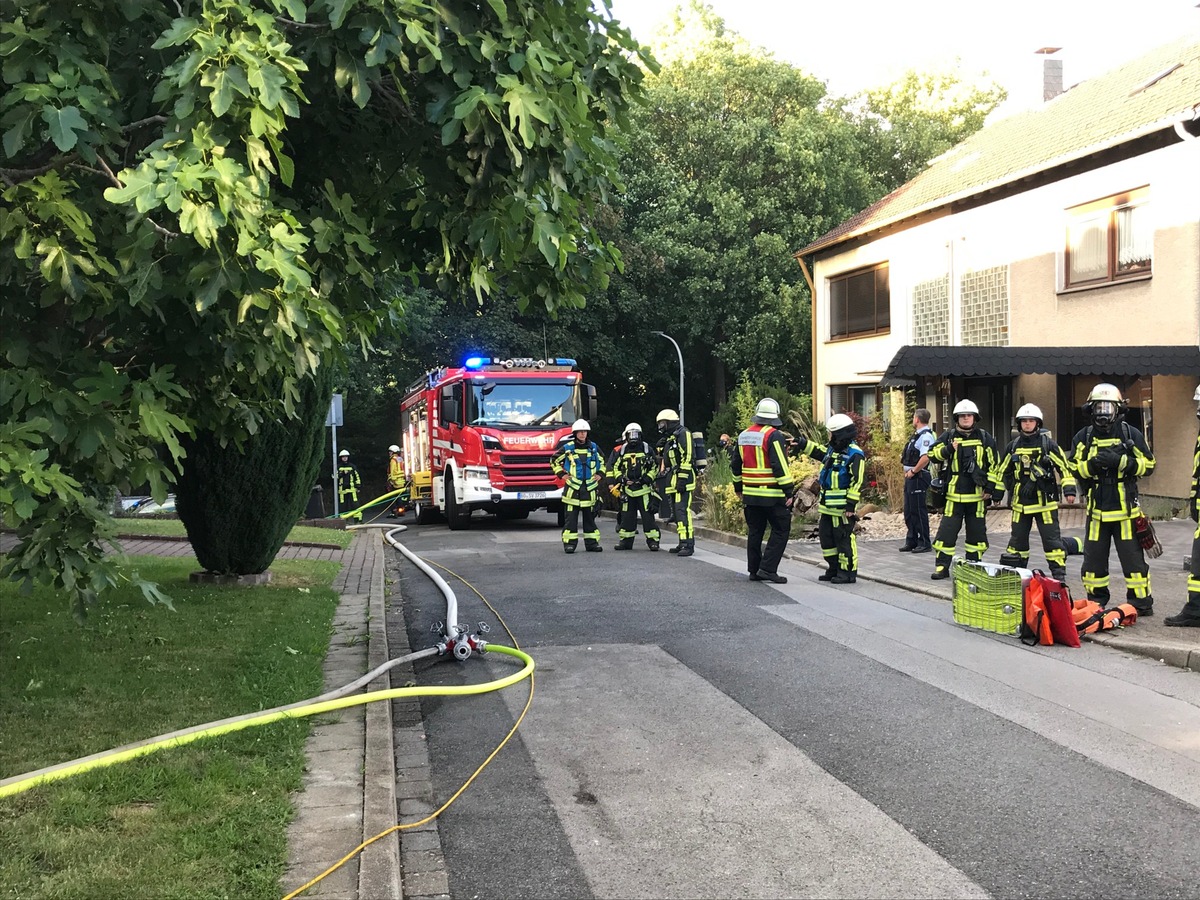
[[693, 506, 1200, 670]]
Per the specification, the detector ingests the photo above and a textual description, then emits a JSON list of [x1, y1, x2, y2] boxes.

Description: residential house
[[795, 36, 1200, 502]]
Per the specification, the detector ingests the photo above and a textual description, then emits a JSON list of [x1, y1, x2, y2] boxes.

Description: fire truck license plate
[[517, 491, 546, 500]]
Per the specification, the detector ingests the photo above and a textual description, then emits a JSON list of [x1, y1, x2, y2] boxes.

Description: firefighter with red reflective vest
[[657, 409, 696, 557], [1065, 383, 1156, 615], [551, 419, 605, 554], [795, 412, 866, 584], [993, 403, 1076, 579], [606, 422, 660, 551], [1165, 385, 1200, 627], [928, 399, 1004, 580], [731, 399, 795, 583]]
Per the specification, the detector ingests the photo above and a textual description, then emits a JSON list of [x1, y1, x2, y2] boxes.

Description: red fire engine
[[399, 356, 597, 528]]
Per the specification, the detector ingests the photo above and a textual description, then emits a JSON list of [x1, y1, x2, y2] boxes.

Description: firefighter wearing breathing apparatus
[[928, 399, 1004, 580], [795, 413, 866, 584], [731, 398, 796, 583], [993, 403, 1076, 579], [607, 423, 661, 551], [657, 408, 696, 557], [1165, 385, 1200, 627], [552, 419, 605, 554], [1066, 383, 1156, 615]]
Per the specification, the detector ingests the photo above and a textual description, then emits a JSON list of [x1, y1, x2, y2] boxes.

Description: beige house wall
[[810, 138, 1200, 500]]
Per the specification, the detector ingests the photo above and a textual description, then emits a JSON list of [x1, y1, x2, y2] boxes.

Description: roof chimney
[[1036, 47, 1064, 102]]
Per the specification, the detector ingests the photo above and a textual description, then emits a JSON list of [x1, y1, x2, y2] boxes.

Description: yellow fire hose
[[0, 644, 533, 800]]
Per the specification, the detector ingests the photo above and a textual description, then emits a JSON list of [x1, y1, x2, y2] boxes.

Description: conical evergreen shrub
[[175, 367, 334, 575]]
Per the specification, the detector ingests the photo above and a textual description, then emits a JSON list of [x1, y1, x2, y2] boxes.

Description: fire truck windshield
[[467, 380, 579, 428]]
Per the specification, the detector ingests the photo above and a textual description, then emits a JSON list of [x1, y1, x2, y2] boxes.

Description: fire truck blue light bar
[[463, 356, 490, 369]]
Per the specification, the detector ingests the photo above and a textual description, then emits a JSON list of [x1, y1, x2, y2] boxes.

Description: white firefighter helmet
[[952, 399, 980, 419], [339, 450, 350, 458], [826, 413, 855, 432], [388, 444, 400, 453], [624, 422, 642, 440], [752, 398, 782, 426], [570, 419, 591, 433], [1086, 383, 1124, 405], [656, 408, 680, 424], [1085, 383, 1125, 428], [1015, 403, 1043, 426]]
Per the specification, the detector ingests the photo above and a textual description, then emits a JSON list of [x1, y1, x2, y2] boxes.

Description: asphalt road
[[386, 511, 1200, 899]]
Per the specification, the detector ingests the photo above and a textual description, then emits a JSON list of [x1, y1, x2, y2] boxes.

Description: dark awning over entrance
[[880, 345, 1200, 386]]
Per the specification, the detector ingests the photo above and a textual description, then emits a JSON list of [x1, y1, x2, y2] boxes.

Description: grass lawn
[[0, 556, 342, 899], [112, 517, 355, 549]]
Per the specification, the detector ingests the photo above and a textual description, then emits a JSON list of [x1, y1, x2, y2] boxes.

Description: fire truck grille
[[498, 453, 556, 484]]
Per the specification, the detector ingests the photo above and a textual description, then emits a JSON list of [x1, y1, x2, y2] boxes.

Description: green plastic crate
[[951, 558, 1028, 635]]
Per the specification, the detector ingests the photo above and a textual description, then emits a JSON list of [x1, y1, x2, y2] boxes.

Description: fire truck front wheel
[[444, 474, 471, 530]]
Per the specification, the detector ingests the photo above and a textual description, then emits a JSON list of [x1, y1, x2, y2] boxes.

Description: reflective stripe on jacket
[[1067, 423, 1155, 521], [608, 440, 655, 498], [799, 437, 866, 515], [387, 456, 404, 489], [732, 424, 794, 504], [994, 431, 1075, 514], [552, 439, 605, 489], [928, 429, 1003, 502]]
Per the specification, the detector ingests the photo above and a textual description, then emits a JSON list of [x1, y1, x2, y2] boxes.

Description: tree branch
[[92, 156, 182, 240], [276, 17, 330, 31], [123, 116, 168, 132], [0, 154, 79, 182]]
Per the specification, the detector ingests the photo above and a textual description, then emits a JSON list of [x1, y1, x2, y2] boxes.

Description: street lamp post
[[651, 330, 684, 426]]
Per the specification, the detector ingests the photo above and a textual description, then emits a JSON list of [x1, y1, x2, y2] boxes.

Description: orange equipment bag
[[1021, 571, 1081, 647], [1021, 576, 1054, 646], [1072, 599, 1138, 634]]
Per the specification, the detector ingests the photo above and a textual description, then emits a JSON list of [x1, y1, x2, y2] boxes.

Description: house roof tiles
[[881, 345, 1200, 384], [798, 36, 1200, 257]]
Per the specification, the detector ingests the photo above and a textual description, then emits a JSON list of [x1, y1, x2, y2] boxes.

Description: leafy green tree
[[850, 68, 1007, 192], [0, 0, 650, 614], [175, 364, 333, 574], [606, 5, 874, 410]]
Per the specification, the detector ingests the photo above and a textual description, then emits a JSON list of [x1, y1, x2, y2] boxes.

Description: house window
[[830, 263, 890, 339], [830, 384, 879, 419], [1064, 187, 1151, 289]]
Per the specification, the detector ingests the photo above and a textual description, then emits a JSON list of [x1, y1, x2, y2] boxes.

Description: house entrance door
[[962, 378, 1013, 443]]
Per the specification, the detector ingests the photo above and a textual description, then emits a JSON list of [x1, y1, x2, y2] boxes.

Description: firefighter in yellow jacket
[[1165, 385, 1200, 627], [657, 409, 696, 557], [993, 403, 1076, 580], [928, 399, 1004, 580], [1067, 383, 1156, 615], [794, 413, 866, 584], [386, 444, 407, 518]]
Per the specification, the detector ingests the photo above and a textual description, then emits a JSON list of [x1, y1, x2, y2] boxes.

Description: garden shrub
[[175, 366, 334, 574]]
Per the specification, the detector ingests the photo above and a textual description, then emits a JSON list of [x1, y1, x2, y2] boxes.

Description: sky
[[606, 0, 1200, 115]]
